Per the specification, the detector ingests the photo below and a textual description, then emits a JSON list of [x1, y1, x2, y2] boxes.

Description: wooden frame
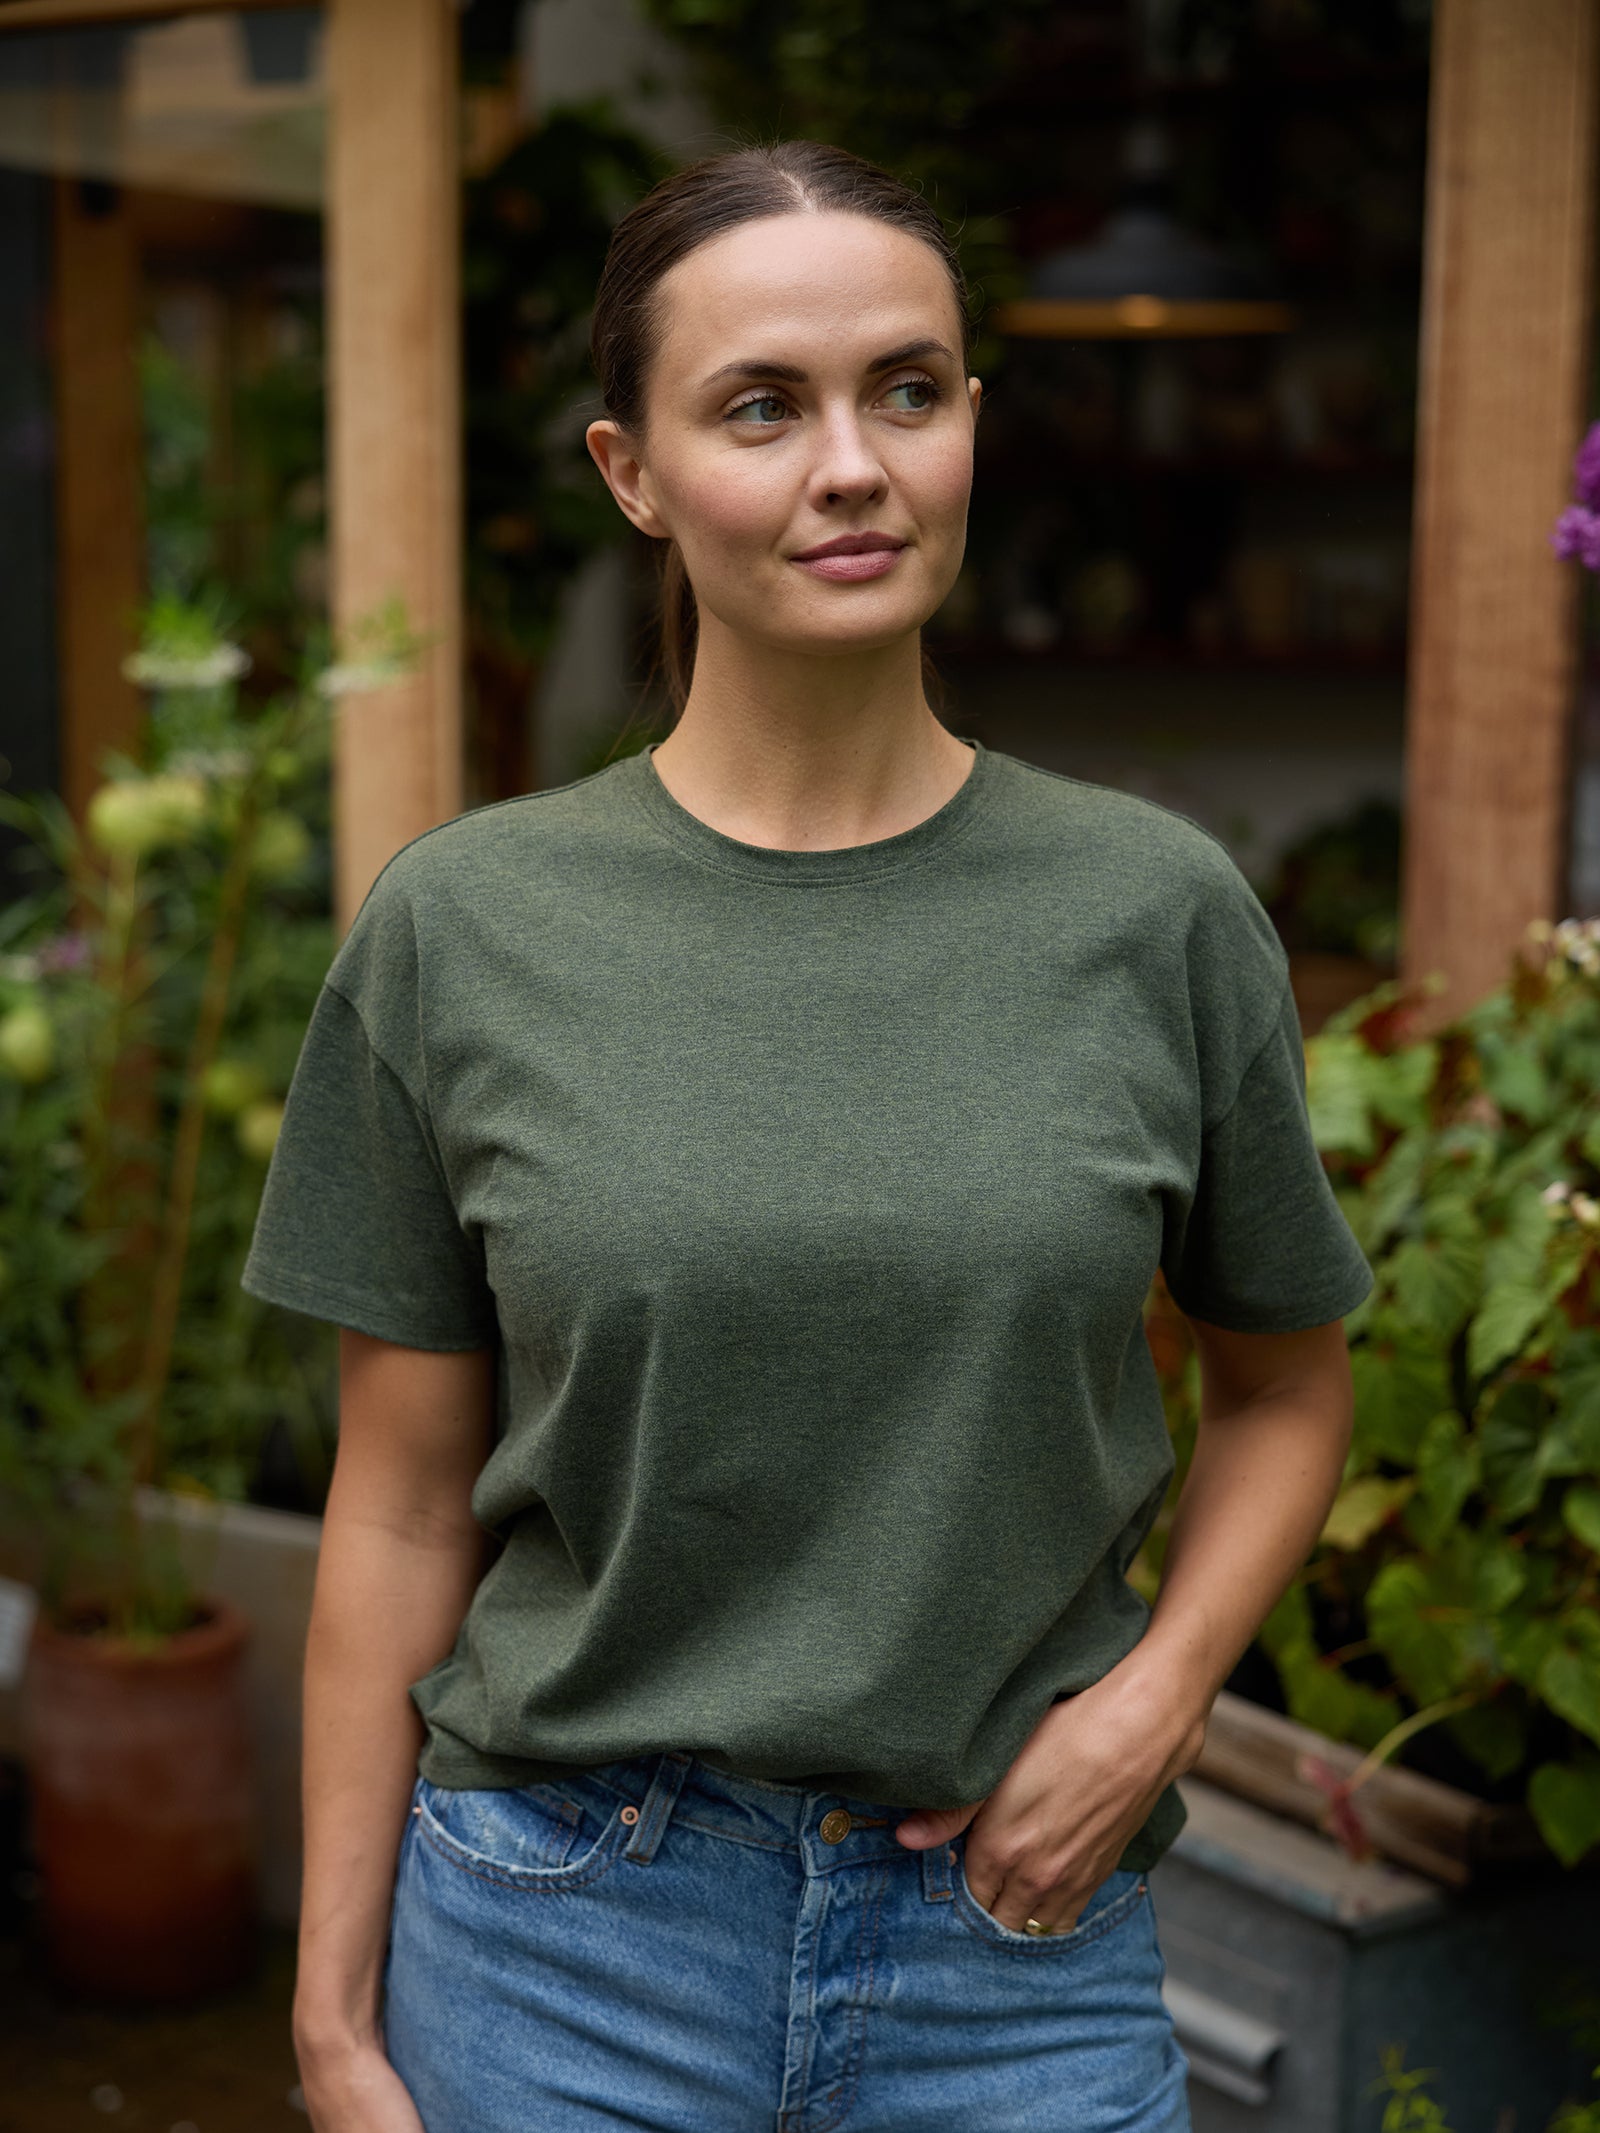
[[0, 0, 309, 24], [2, 0, 464, 930], [1403, 0, 1600, 1015]]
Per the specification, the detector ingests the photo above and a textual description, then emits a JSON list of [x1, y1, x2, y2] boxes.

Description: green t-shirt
[[241, 737, 1372, 1872]]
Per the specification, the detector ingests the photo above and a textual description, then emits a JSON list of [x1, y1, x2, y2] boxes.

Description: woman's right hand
[[296, 2036, 427, 2132]]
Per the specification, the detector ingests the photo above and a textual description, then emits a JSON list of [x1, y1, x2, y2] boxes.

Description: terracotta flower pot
[[20, 1593, 260, 2002]]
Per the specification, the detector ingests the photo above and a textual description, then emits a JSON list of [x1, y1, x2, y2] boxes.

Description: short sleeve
[[240, 980, 499, 1351], [1160, 975, 1374, 1333]]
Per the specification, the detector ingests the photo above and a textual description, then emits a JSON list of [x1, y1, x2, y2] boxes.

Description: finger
[[992, 1872, 1086, 1938], [894, 1804, 974, 1849]]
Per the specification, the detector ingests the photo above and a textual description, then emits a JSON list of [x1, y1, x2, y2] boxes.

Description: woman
[[245, 140, 1371, 2133]]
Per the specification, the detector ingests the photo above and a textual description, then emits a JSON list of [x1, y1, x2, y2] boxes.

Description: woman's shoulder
[[361, 756, 641, 906], [984, 748, 1273, 931]]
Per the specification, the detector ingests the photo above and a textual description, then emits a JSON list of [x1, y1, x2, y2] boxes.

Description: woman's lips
[[791, 546, 905, 582]]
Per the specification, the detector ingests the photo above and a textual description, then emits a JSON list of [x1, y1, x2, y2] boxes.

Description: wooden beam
[[52, 174, 144, 817], [1403, 0, 1600, 1016], [0, 0, 308, 26], [325, 0, 462, 931]]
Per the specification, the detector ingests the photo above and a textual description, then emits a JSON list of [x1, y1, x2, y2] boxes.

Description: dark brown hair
[[589, 139, 976, 718]]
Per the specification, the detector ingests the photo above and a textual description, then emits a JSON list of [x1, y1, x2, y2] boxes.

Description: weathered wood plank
[[325, 0, 463, 930], [1403, 0, 1600, 1016]]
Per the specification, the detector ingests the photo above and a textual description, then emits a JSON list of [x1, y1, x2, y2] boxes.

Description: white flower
[[1541, 1179, 1572, 1205], [123, 643, 251, 691], [166, 746, 253, 782], [314, 658, 408, 699], [1569, 1191, 1600, 1228]]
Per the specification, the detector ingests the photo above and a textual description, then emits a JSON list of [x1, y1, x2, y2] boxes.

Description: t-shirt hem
[[1168, 1263, 1374, 1335], [240, 1253, 497, 1352]]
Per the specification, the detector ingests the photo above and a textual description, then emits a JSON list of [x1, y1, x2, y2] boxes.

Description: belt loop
[[921, 1837, 955, 1904], [624, 1751, 692, 1865]]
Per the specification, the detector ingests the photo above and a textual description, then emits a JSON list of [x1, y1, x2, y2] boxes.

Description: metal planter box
[[1152, 1777, 1596, 2132]]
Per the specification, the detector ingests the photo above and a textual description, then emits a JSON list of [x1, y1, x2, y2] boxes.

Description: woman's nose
[[808, 413, 888, 505]]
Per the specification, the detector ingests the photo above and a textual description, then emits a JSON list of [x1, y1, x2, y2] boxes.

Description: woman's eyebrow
[[699, 338, 956, 390]]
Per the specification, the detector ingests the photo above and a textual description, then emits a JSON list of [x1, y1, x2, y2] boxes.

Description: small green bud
[[86, 773, 210, 860], [236, 1098, 286, 1162], [202, 1058, 268, 1117], [0, 1002, 55, 1083], [249, 811, 312, 884]]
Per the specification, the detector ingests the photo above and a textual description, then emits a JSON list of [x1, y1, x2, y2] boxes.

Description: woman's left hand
[[892, 1662, 1208, 1934]]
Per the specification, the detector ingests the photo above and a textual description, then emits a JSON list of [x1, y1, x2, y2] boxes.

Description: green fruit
[[248, 811, 312, 883], [202, 1058, 267, 1117], [236, 1099, 286, 1162], [0, 1002, 55, 1082], [86, 774, 209, 860]]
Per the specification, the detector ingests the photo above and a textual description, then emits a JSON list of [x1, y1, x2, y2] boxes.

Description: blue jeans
[[381, 1750, 1193, 2132]]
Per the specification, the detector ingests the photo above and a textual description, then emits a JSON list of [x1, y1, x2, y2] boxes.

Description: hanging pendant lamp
[[996, 119, 1293, 340]]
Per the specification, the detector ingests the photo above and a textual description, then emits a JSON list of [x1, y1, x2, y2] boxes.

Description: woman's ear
[[968, 376, 983, 426], [586, 419, 670, 539]]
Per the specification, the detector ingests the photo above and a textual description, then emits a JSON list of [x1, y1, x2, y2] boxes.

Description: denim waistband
[[573, 1750, 933, 1876]]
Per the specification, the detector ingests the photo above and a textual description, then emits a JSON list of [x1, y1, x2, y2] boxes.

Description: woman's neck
[[647, 623, 976, 853]]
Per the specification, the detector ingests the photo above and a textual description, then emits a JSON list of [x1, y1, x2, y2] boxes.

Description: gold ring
[[1023, 1916, 1049, 1936]]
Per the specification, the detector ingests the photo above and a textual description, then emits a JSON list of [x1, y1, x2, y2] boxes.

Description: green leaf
[[1469, 1535, 1527, 1613], [1563, 1485, 1600, 1556], [1482, 1186, 1558, 1293], [1445, 1699, 1528, 1783], [1352, 1341, 1451, 1464], [1528, 1756, 1600, 1865], [1556, 1342, 1600, 1468], [1467, 1281, 1548, 1381], [1539, 1616, 1600, 1748], [1367, 1559, 1471, 1705], [1477, 1382, 1551, 1520], [1321, 1475, 1414, 1550], [1480, 1037, 1553, 1124], [1306, 1034, 1378, 1157], [1494, 1611, 1562, 1688], [1406, 1411, 1480, 1548], [1389, 1217, 1483, 1345]]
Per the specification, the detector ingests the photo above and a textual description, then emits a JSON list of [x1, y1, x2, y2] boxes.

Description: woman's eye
[[727, 394, 790, 426], [885, 377, 938, 412]]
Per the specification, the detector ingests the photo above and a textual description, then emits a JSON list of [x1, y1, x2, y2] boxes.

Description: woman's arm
[[292, 1329, 497, 2124], [894, 1315, 1355, 1934]]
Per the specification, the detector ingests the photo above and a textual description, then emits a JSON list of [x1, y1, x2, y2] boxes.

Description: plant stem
[[130, 778, 263, 1488], [1345, 1690, 1479, 1794]]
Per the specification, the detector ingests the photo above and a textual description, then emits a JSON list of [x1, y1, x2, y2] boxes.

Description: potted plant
[[0, 591, 413, 2000]]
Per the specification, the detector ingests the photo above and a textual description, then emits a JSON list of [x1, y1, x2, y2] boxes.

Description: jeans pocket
[[414, 1774, 630, 1892], [952, 1841, 1149, 1955]]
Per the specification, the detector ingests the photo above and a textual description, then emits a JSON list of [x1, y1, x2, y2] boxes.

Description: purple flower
[[1550, 504, 1600, 570], [1574, 421, 1600, 509], [37, 930, 91, 974]]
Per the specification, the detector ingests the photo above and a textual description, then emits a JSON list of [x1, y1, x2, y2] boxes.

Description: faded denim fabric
[[381, 1751, 1192, 2133]]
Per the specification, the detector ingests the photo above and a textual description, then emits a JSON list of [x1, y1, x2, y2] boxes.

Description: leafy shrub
[[0, 595, 413, 1631], [1141, 925, 1600, 1867]]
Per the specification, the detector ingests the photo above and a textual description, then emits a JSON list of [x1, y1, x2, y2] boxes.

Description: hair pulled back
[[589, 140, 975, 718]]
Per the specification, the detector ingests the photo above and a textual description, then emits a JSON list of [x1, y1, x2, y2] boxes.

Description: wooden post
[[1403, 0, 1600, 1016], [325, 0, 463, 931], [52, 174, 144, 817]]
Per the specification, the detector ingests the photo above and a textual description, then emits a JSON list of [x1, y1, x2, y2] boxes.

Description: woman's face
[[587, 210, 982, 660]]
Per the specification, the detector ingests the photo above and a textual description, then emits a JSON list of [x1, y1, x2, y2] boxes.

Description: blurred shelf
[[973, 446, 1415, 486], [973, 55, 1430, 122], [926, 636, 1408, 678]]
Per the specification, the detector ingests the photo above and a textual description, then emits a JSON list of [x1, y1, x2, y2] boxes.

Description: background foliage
[[1140, 927, 1600, 1868]]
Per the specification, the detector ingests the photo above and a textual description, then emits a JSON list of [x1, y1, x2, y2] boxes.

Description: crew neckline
[[625, 737, 994, 885]]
